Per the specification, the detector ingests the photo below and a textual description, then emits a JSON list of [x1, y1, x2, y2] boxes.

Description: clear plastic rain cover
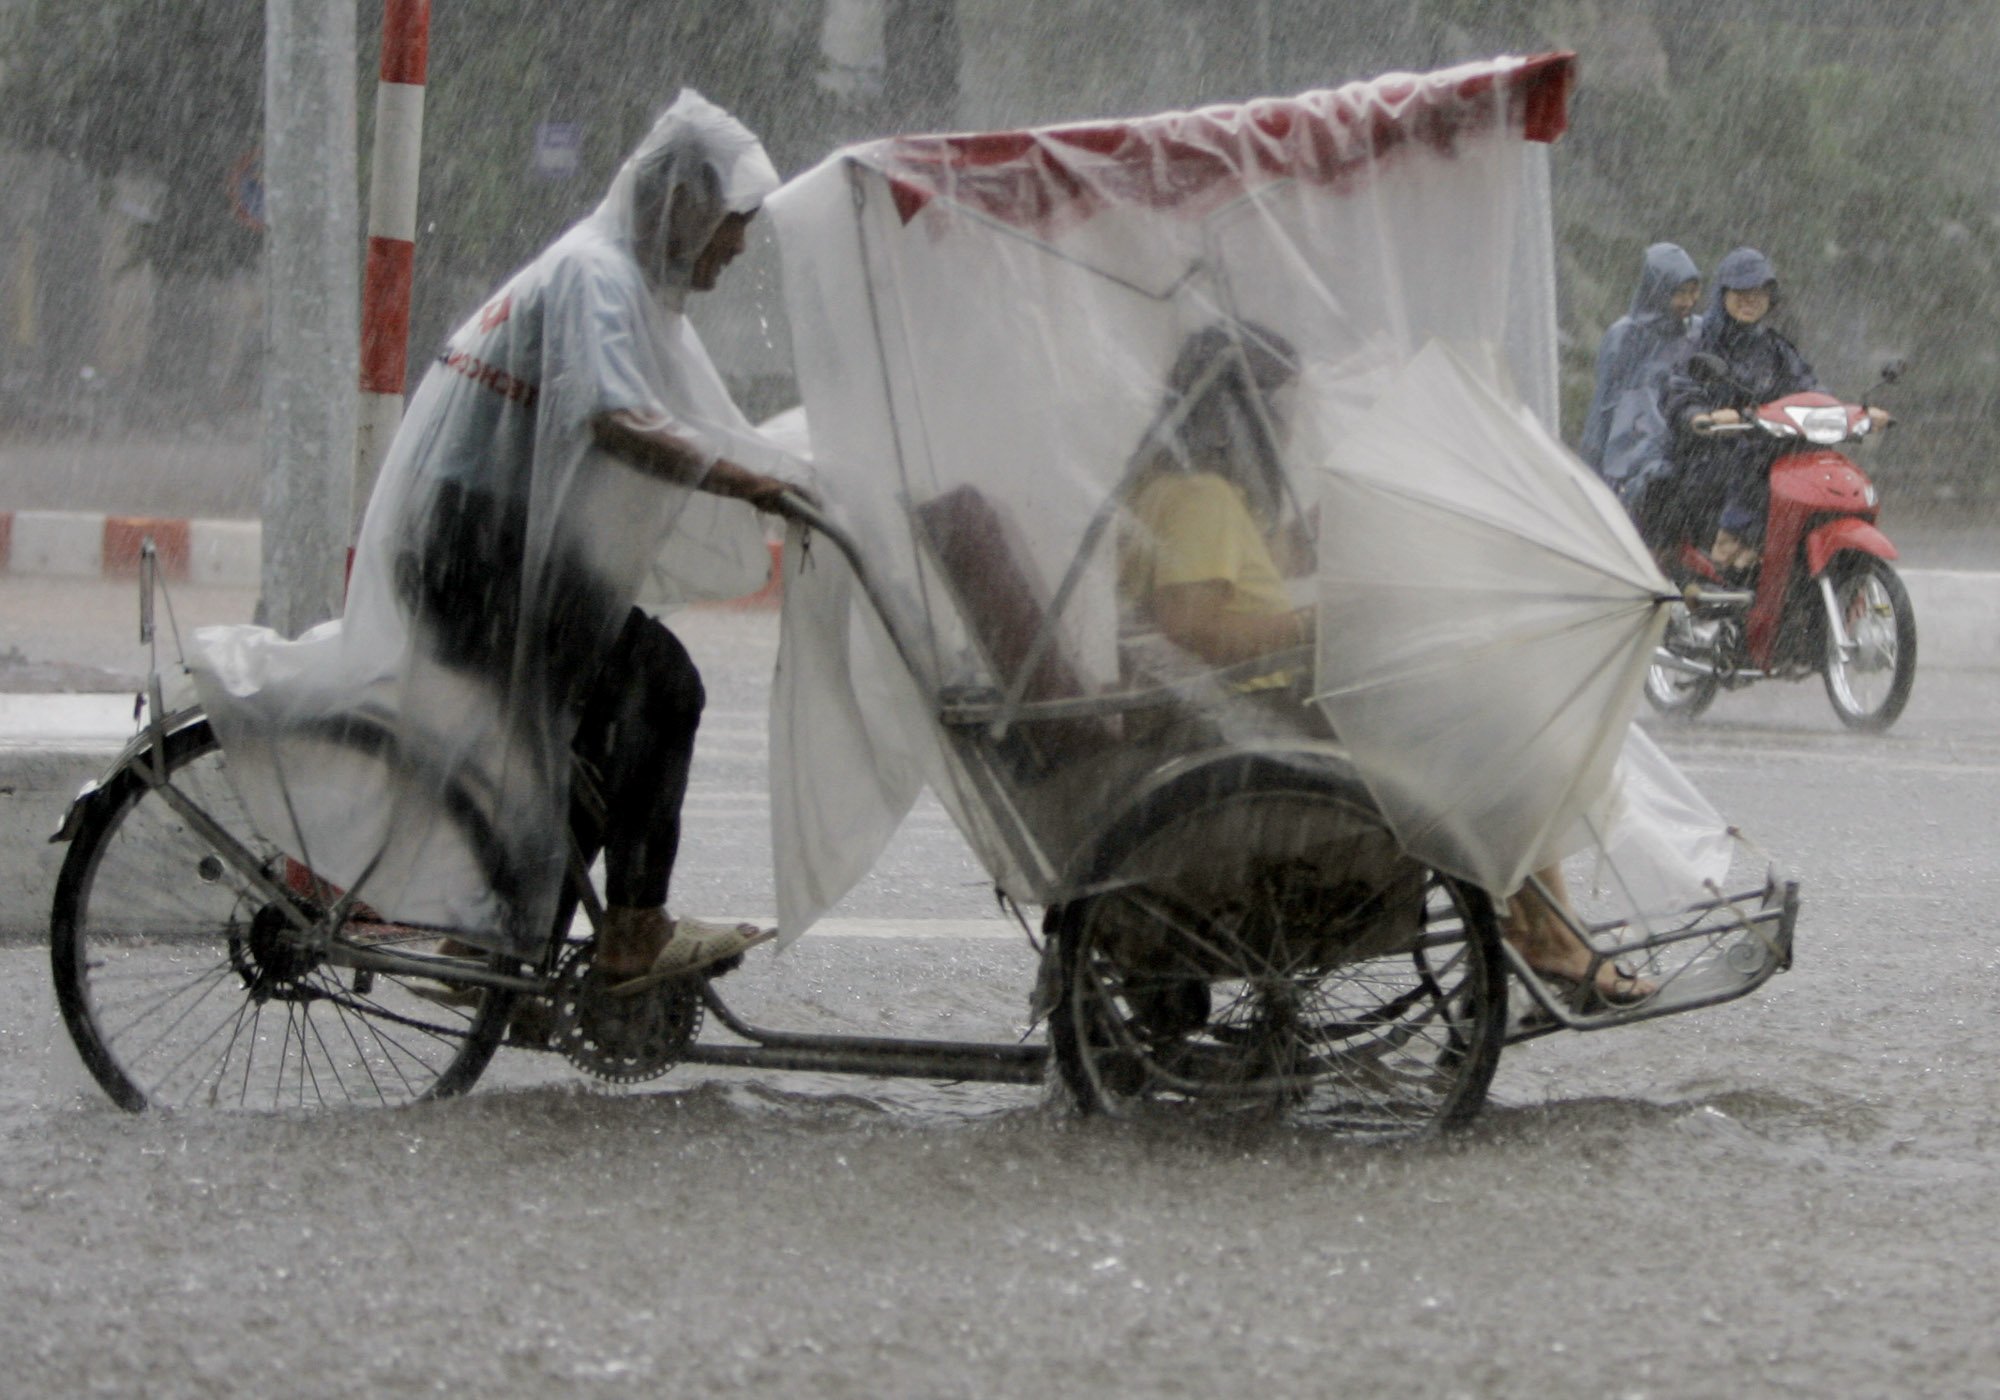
[[190, 92, 786, 957], [768, 53, 1733, 940]]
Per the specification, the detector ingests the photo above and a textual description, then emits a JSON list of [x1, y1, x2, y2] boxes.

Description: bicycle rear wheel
[[50, 715, 518, 1113]]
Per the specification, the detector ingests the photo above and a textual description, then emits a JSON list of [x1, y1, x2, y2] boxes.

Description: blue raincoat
[[1578, 242, 1699, 501]]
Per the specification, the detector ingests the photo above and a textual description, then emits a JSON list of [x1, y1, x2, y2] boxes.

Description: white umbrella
[[1308, 339, 1679, 896]]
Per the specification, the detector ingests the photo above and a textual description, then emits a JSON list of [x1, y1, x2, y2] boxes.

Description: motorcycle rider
[[1658, 247, 1887, 572], [1578, 242, 1701, 515]]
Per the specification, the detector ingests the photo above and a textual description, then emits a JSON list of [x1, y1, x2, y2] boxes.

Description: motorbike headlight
[[1864, 484, 1879, 507], [1783, 404, 1852, 445]]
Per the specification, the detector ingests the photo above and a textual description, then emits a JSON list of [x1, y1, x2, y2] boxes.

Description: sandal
[[607, 917, 775, 994], [408, 972, 557, 1047], [1534, 964, 1656, 1010], [408, 979, 482, 1010], [1707, 531, 1761, 577], [406, 938, 496, 1010]]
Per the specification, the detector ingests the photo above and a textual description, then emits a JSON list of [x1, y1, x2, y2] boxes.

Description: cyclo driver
[[195, 92, 799, 990]]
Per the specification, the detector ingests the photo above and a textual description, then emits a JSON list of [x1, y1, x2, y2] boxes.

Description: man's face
[[1670, 279, 1701, 319], [690, 212, 753, 292]]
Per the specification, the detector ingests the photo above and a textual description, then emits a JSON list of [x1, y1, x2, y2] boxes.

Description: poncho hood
[[593, 89, 781, 306], [1627, 242, 1700, 324]]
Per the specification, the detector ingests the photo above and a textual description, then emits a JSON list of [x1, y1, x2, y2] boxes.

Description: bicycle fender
[[46, 706, 209, 844], [49, 778, 106, 845], [1806, 518, 1897, 578]]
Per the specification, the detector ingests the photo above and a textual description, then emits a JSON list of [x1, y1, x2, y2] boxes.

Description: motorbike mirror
[[1877, 358, 1906, 385], [1687, 352, 1728, 385]]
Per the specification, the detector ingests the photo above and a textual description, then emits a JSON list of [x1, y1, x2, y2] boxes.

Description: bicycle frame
[[52, 507, 1798, 1103]]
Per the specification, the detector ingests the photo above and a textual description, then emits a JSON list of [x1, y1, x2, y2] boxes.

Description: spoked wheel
[[50, 717, 519, 1112], [1822, 555, 1916, 732], [1644, 602, 1720, 719], [1050, 756, 1506, 1136]]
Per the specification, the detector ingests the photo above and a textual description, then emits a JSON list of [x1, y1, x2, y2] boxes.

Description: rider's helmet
[[1712, 246, 1780, 317]]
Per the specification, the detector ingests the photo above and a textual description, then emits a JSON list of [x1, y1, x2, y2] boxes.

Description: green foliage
[[1, 0, 264, 278], [0, 0, 824, 285], [408, 0, 820, 282]]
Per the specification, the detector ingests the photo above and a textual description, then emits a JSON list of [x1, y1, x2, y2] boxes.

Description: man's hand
[[1866, 407, 1895, 432], [705, 462, 794, 514], [594, 409, 812, 514], [1691, 407, 1742, 432]]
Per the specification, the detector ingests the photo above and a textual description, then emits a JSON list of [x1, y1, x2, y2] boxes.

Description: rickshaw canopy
[[766, 53, 1685, 938]]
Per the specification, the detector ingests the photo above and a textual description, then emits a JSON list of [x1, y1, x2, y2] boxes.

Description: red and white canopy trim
[[855, 51, 1574, 236]]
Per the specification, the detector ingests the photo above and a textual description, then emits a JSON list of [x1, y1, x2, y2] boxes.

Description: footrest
[[1505, 876, 1797, 1042]]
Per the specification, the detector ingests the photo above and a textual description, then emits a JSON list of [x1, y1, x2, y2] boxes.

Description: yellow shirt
[[1118, 471, 1293, 622]]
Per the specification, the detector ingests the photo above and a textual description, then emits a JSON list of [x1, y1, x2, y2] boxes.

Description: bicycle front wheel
[[50, 716, 517, 1113]]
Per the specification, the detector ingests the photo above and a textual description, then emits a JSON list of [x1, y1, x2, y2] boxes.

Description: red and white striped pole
[[353, 0, 429, 537]]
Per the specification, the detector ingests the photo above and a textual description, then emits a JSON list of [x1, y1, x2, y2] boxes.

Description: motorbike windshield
[[767, 53, 1688, 936]]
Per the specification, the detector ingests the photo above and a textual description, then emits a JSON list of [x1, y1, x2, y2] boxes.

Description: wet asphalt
[[2, 591, 1999, 1398]]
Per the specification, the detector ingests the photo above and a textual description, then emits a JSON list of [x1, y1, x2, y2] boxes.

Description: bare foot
[[1517, 945, 1656, 1005], [1503, 891, 1657, 1005]]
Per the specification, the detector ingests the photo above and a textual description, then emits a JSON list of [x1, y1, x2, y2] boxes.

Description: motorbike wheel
[[1822, 555, 1917, 732], [1644, 602, 1720, 719]]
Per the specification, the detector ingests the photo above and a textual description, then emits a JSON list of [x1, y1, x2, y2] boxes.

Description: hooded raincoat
[[1659, 246, 1816, 545], [1578, 242, 1699, 501], [190, 91, 785, 957]]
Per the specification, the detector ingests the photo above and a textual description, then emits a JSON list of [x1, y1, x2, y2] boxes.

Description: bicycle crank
[[546, 942, 703, 1083]]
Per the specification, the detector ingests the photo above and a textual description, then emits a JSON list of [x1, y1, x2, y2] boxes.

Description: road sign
[[532, 122, 582, 181]]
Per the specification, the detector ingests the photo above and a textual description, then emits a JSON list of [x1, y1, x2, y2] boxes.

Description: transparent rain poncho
[[766, 53, 1728, 940], [192, 91, 785, 957]]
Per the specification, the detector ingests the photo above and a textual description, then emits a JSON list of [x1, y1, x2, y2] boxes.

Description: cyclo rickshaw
[[47, 53, 1796, 1135]]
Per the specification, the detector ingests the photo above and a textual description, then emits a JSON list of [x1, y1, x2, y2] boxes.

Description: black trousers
[[570, 608, 705, 909]]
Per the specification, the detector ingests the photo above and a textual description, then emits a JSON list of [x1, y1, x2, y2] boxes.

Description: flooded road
[[3, 607, 1997, 1397]]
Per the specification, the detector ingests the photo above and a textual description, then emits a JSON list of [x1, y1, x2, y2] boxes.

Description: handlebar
[[772, 487, 824, 527]]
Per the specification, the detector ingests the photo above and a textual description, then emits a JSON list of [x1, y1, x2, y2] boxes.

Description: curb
[[0, 510, 260, 587], [0, 509, 783, 607]]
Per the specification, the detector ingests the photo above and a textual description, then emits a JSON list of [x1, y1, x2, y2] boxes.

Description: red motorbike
[[1645, 360, 1915, 731]]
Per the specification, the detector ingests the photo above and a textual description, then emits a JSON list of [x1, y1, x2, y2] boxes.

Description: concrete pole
[[354, 0, 429, 536], [261, 0, 358, 636], [1253, 0, 1272, 88]]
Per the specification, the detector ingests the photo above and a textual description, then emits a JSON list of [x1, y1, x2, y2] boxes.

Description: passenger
[[1658, 247, 1884, 572], [1119, 323, 1653, 1006], [1578, 242, 1701, 516], [1117, 322, 1315, 681]]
